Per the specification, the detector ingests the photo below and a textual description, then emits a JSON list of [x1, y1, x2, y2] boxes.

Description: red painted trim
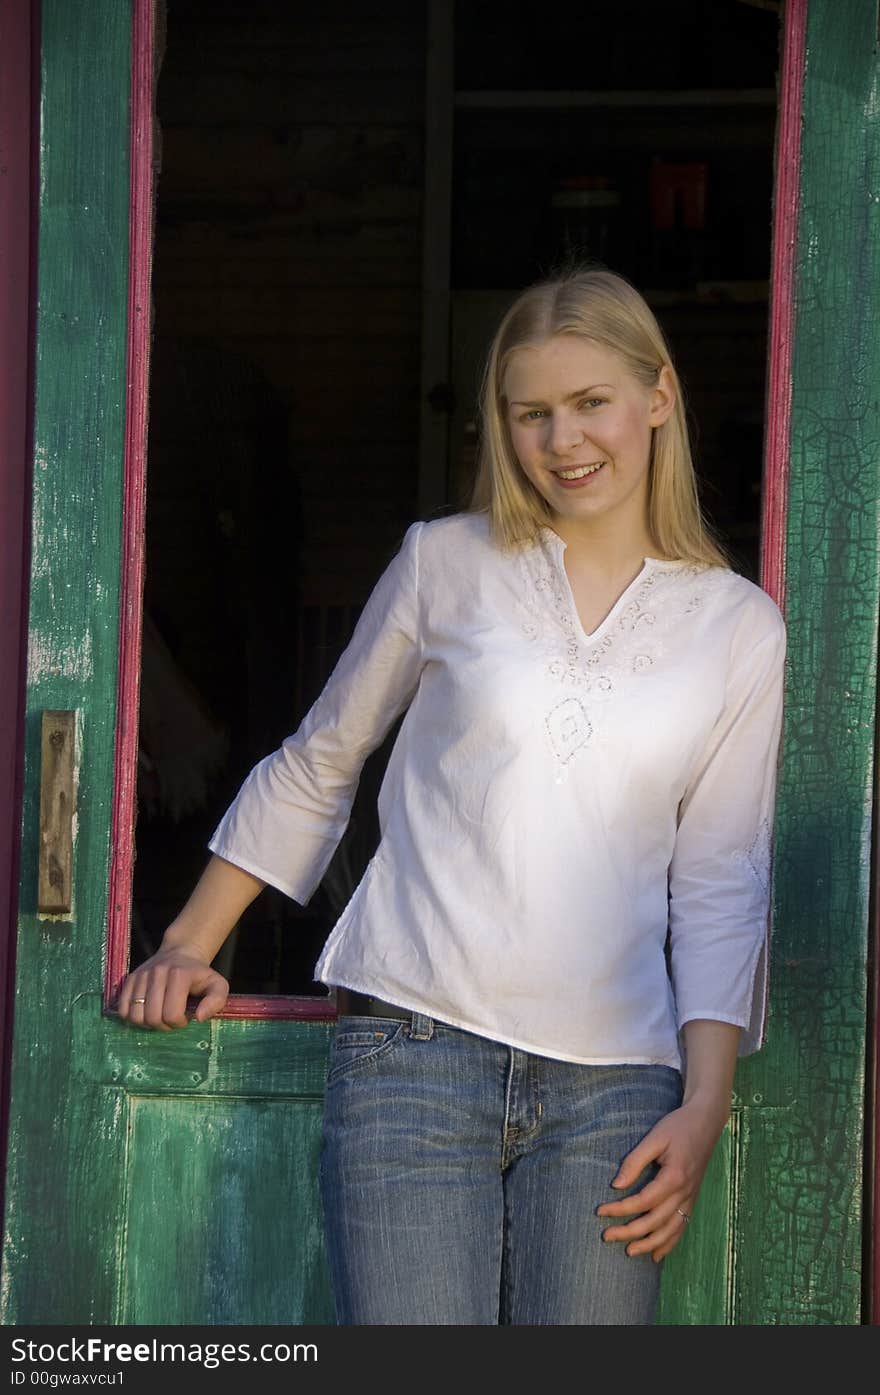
[[871, 693, 880, 1326], [760, 0, 807, 609], [104, 0, 153, 1010], [105, 0, 332, 1026], [219, 995, 336, 1022], [0, 0, 37, 1216], [752, 0, 804, 1213]]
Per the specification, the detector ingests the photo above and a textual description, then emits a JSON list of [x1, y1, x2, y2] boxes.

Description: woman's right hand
[[115, 946, 230, 1031], [114, 854, 266, 1030]]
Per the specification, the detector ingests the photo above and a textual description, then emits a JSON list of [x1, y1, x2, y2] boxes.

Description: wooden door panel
[[71, 996, 334, 1322], [74, 997, 332, 1097], [122, 1096, 332, 1324], [0, 0, 135, 1326]]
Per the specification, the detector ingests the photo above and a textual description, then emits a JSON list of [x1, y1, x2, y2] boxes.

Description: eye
[[580, 397, 606, 409], [520, 409, 546, 422]]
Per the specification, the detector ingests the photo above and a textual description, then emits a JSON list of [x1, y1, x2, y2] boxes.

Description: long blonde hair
[[467, 265, 731, 568]]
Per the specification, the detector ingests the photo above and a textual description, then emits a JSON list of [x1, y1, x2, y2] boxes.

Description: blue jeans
[[319, 1011, 683, 1325]]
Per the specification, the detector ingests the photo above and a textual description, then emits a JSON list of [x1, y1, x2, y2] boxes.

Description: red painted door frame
[[0, 0, 38, 1223], [104, 0, 333, 1025]]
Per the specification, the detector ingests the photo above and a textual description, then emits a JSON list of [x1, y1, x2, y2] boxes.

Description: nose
[[546, 408, 586, 456]]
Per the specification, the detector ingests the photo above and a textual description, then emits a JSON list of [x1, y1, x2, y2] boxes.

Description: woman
[[117, 266, 786, 1325]]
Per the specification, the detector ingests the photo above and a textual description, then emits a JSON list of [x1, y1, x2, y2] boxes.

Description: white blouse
[[209, 510, 787, 1071]]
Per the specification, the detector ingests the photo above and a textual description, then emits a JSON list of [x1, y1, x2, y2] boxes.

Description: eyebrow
[[508, 384, 615, 407]]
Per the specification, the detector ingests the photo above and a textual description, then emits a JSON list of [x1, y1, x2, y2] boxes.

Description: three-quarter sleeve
[[667, 598, 787, 1056], [207, 520, 424, 904]]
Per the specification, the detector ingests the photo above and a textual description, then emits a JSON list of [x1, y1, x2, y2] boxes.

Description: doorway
[[130, 0, 781, 998]]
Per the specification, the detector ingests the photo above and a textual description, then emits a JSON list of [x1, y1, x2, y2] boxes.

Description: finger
[[630, 1200, 696, 1259], [626, 1208, 690, 1259], [117, 974, 152, 1023], [117, 965, 172, 1029], [162, 967, 203, 1029], [651, 1226, 690, 1263], [610, 1135, 665, 1191], [115, 975, 136, 1018], [138, 975, 176, 1031], [597, 1170, 685, 1218], [193, 980, 229, 1022], [601, 1196, 686, 1244]]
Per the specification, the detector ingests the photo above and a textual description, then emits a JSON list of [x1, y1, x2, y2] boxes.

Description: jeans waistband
[[335, 988, 413, 1021]]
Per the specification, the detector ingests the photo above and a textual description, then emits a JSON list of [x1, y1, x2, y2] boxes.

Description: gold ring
[[131, 997, 147, 1004]]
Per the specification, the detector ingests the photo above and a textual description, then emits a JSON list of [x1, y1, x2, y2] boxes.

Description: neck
[[545, 518, 664, 576]]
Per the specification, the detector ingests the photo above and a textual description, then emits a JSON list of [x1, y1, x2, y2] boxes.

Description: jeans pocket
[[326, 1016, 408, 1085]]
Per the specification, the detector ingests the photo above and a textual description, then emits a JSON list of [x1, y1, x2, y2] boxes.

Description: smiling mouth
[[556, 462, 606, 480]]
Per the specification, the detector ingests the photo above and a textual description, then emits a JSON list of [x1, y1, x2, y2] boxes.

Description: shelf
[[454, 88, 777, 110]]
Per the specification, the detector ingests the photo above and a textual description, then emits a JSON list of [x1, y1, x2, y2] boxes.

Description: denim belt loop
[[409, 1011, 434, 1040]]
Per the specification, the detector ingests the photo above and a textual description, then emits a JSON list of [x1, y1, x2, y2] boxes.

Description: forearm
[[680, 1019, 741, 1130], [160, 854, 266, 963], [598, 1018, 742, 1254]]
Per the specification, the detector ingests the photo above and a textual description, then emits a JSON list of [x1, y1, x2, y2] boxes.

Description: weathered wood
[[120, 1093, 332, 1324], [0, 0, 133, 1324], [760, 0, 805, 606], [731, 0, 880, 1324], [74, 993, 332, 1100], [5, 0, 877, 1328], [37, 710, 76, 914], [0, 0, 36, 1157], [103, 0, 153, 1008], [0, 0, 363, 1324]]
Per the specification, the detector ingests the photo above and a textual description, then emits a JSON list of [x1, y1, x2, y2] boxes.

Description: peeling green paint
[[662, 0, 880, 1327], [730, 0, 879, 1326], [3, 0, 878, 1326], [0, 3, 336, 1323]]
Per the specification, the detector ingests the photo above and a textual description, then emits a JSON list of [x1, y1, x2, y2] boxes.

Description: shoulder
[[409, 510, 494, 572], [725, 571, 786, 649], [418, 510, 492, 546], [696, 571, 787, 692], [683, 564, 785, 647]]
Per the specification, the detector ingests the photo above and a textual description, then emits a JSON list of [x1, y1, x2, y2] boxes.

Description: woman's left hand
[[595, 1098, 726, 1262]]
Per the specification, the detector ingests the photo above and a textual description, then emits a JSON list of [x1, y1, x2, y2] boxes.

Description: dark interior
[[131, 0, 781, 995]]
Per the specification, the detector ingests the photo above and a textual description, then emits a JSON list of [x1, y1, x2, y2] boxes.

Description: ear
[[648, 365, 676, 428]]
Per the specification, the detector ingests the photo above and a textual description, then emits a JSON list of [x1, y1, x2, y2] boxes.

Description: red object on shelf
[[650, 161, 708, 230]]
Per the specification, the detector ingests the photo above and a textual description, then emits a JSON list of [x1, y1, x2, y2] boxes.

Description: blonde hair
[[467, 265, 732, 568]]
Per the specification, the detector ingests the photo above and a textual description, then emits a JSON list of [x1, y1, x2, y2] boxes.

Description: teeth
[[558, 462, 604, 480]]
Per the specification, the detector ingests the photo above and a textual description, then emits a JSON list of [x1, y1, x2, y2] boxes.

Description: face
[[503, 335, 675, 542]]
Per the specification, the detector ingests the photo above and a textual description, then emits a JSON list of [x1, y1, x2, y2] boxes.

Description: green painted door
[[659, 0, 880, 1324], [0, 0, 335, 1325], [2, 0, 878, 1326]]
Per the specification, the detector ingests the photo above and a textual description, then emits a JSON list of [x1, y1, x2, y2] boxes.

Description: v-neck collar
[[538, 526, 684, 643]]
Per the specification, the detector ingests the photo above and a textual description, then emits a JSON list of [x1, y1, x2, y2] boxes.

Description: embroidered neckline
[[512, 528, 733, 781], [517, 530, 725, 697]]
